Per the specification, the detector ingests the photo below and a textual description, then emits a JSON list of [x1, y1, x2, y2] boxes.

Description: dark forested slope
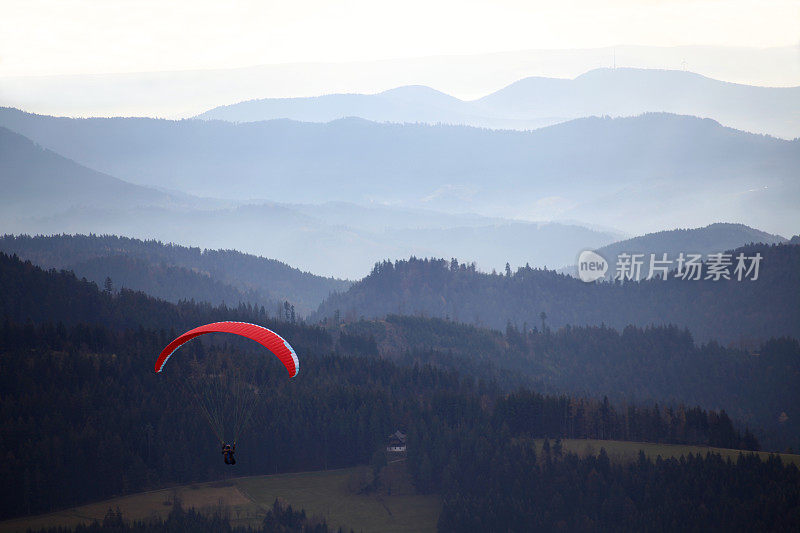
[[0, 252, 772, 523], [316, 242, 800, 344], [0, 234, 350, 314], [0, 251, 272, 331], [340, 315, 800, 451]]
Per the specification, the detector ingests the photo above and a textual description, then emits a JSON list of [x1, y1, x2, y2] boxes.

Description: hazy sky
[[1, 0, 798, 77]]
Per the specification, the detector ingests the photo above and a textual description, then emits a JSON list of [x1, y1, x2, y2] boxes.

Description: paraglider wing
[[155, 321, 299, 377]]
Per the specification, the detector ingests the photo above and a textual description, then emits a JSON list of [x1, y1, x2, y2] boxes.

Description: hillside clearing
[[538, 438, 800, 467], [0, 467, 439, 533]]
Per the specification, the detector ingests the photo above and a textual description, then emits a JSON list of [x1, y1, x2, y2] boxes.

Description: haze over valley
[[1, 89, 797, 278]]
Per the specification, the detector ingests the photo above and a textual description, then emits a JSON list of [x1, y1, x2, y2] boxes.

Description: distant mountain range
[[197, 68, 800, 139], [197, 84, 561, 131], [3, 46, 797, 118], [0, 124, 620, 277], [0, 119, 630, 277], [1, 108, 797, 238], [0, 127, 178, 221], [1, 204, 619, 280]]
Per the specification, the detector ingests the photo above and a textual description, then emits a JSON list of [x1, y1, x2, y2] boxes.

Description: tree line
[[26, 499, 351, 533], [436, 442, 799, 531]]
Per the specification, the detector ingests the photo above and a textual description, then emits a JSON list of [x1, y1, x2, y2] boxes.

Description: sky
[[1, 0, 798, 77]]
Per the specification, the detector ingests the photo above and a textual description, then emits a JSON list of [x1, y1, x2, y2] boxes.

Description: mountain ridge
[[1, 108, 796, 237], [579, 222, 789, 279], [0, 125, 621, 277], [196, 68, 800, 139], [0, 126, 178, 219]]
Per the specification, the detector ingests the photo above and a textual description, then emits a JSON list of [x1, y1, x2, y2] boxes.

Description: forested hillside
[[340, 315, 799, 451], [0, 252, 278, 331], [0, 252, 774, 526], [3, 247, 795, 452], [316, 242, 800, 344], [0, 235, 350, 314], [433, 441, 799, 531], [586, 222, 786, 279], [596, 222, 786, 259]]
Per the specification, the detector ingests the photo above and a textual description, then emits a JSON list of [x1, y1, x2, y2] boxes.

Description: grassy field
[[237, 465, 439, 532], [0, 466, 440, 533], [537, 438, 800, 467], [3, 441, 796, 533]]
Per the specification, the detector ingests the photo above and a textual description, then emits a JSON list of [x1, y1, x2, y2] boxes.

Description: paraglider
[[156, 321, 299, 463], [155, 321, 299, 377], [222, 442, 236, 465]]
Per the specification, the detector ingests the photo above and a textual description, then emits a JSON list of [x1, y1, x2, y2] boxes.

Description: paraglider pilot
[[222, 442, 236, 465]]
